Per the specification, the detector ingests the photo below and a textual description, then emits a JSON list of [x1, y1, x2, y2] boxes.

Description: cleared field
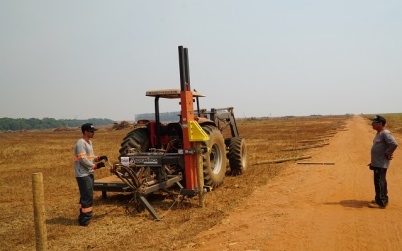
[[0, 114, 393, 250]]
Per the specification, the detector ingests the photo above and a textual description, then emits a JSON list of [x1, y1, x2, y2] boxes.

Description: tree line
[[0, 117, 115, 131]]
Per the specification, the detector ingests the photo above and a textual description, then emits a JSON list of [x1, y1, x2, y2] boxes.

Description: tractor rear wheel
[[228, 137, 247, 176], [201, 125, 226, 188], [119, 128, 150, 158]]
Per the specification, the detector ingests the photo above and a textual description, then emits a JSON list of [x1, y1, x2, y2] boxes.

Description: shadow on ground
[[323, 200, 369, 208], [46, 213, 108, 226]]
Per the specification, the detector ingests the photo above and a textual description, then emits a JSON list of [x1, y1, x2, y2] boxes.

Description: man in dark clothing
[[74, 123, 108, 226], [368, 115, 398, 209]]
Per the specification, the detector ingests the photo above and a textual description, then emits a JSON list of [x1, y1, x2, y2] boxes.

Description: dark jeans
[[373, 167, 388, 206], [76, 174, 94, 226]]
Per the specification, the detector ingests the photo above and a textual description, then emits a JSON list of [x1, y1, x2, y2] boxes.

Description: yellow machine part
[[188, 121, 209, 142]]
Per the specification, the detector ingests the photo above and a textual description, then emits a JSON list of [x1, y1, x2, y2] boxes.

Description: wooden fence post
[[32, 172, 48, 251]]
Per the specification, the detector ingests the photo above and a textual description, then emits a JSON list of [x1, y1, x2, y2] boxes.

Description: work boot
[[78, 210, 92, 226], [368, 202, 386, 209], [371, 200, 388, 205]]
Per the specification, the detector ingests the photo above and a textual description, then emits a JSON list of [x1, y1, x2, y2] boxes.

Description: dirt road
[[185, 116, 402, 251]]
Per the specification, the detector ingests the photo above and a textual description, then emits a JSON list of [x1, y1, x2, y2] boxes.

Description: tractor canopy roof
[[146, 88, 205, 99]]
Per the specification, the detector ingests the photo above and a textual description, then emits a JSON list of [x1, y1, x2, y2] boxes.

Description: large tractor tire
[[119, 128, 150, 157], [201, 125, 226, 188], [228, 137, 247, 176]]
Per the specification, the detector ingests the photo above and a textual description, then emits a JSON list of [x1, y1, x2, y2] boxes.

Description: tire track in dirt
[[183, 115, 402, 251]]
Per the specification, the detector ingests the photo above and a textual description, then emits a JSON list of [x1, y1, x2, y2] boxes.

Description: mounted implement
[[94, 46, 247, 220]]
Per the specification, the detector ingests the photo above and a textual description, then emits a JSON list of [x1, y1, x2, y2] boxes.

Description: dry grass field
[[0, 114, 390, 250]]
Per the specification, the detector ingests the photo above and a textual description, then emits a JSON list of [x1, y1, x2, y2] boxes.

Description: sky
[[1, 1, 401, 121]]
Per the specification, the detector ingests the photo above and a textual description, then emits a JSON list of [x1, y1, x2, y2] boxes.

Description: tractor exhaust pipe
[[178, 46, 190, 91]]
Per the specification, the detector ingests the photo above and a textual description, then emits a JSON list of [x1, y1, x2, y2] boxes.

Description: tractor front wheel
[[228, 137, 247, 176]]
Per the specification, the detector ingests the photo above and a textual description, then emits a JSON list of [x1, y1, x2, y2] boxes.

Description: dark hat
[[370, 115, 386, 125], [81, 123, 98, 132]]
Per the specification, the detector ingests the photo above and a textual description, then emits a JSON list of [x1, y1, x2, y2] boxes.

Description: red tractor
[[94, 46, 247, 220]]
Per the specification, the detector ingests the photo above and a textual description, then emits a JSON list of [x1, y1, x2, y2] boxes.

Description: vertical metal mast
[[178, 45, 197, 190]]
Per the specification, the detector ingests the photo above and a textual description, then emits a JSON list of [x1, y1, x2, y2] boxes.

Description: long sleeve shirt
[[371, 130, 398, 169], [74, 139, 99, 177]]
